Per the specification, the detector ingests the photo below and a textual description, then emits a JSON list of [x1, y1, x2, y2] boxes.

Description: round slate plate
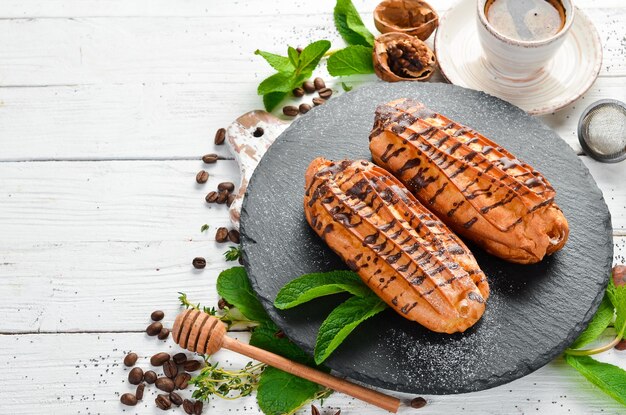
[[240, 82, 613, 395]]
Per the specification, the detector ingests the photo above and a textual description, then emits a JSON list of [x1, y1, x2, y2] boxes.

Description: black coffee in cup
[[484, 0, 566, 41]]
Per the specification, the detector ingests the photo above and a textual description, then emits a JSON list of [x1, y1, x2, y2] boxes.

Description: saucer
[[434, 0, 602, 115]]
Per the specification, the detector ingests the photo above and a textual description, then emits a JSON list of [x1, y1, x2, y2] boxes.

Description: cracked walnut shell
[[374, 0, 439, 40], [373, 32, 436, 82]]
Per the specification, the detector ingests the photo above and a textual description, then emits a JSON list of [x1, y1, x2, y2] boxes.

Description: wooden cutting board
[[239, 82, 612, 394]]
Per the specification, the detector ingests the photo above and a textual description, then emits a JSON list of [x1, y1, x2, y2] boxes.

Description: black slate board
[[240, 82, 613, 394]]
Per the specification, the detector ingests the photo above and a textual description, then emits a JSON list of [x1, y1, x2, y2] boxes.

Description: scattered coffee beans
[[282, 105, 299, 117], [183, 399, 195, 414], [253, 127, 264, 137], [196, 170, 209, 184], [183, 359, 202, 372], [292, 87, 305, 97], [170, 391, 184, 406], [155, 376, 176, 393], [205, 191, 218, 203], [313, 77, 326, 90], [194, 400, 204, 415], [128, 367, 144, 385], [157, 327, 170, 340], [173, 352, 187, 365], [214, 128, 226, 145], [216, 190, 229, 204], [150, 352, 171, 366], [192, 257, 206, 269], [155, 394, 172, 410], [228, 229, 240, 244], [146, 321, 163, 336], [144, 370, 157, 384], [163, 360, 178, 379], [303, 80, 316, 93], [136, 383, 145, 400], [175, 372, 191, 390], [227, 193, 236, 207], [151, 310, 164, 321], [318, 87, 332, 99], [215, 227, 229, 243], [218, 182, 235, 192], [299, 103, 311, 114], [124, 352, 138, 367], [312, 97, 326, 106], [120, 393, 138, 406], [202, 153, 218, 164], [410, 397, 427, 409]]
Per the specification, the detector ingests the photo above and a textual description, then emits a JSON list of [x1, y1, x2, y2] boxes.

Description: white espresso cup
[[476, 0, 575, 78]]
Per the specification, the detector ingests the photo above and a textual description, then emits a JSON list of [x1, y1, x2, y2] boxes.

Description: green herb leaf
[[570, 294, 614, 349], [297, 40, 332, 74], [565, 354, 626, 406], [274, 270, 371, 310], [314, 295, 387, 364], [250, 321, 318, 367], [254, 50, 294, 73], [262, 92, 287, 112], [257, 367, 322, 415], [607, 277, 626, 334], [334, 0, 375, 47], [258, 72, 297, 95], [224, 246, 242, 262], [327, 45, 374, 76], [287, 46, 300, 68], [216, 267, 269, 323], [341, 82, 353, 92], [200, 224, 209, 232]]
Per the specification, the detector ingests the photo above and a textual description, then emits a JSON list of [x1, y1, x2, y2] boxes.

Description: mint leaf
[[314, 295, 387, 364], [274, 270, 371, 310], [607, 277, 626, 334], [297, 40, 332, 74], [341, 82, 353, 92], [200, 223, 209, 232], [287, 46, 300, 68], [263, 92, 287, 112], [250, 321, 319, 367], [327, 45, 374, 76], [565, 355, 626, 406], [570, 294, 614, 349], [216, 267, 269, 323], [258, 72, 296, 95], [257, 367, 322, 415], [254, 49, 294, 73], [334, 0, 375, 47]]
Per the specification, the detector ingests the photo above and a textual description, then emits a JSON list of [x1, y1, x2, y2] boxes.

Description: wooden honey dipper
[[172, 309, 401, 413]]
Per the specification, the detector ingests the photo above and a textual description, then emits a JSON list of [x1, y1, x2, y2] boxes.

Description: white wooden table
[[1, 1, 625, 413]]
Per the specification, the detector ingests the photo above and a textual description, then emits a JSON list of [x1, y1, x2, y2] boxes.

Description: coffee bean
[[217, 298, 228, 309], [157, 328, 170, 340], [151, 310, 165, 321], [205, 191, 218, 203], [175, 372, 191, 390], [275, 330, 285, 338], [312, 97, 326, 106], [183, 399, 195, 414], [170, 391, 184, 406], [215, 227, 229, 243], [215, 190, 228, 204], [282, 105, 299, 117], [227, 193, 236, 207], [150, 352, 171, 366], [120, 393, 138, 406], [253, 127, 264, 137], [155, 376, 175, 392], [202, 153, 218, 164], [333, 411, 341, 415], [218, 182, 235, 192], [124, 352, 138, 367], [410, 397, 427, 409], [214, 128, 226, 145], [318, 87, 332, 99], [183, 359, 202, 372], [228, 229, 240, 244], [313, 77, 326, 90], [615, 339, 626, 350], [163, 360, 178, 379], [299, 103, 311, 114], [193, 400, 204, 415], [146, 321, 163, 336], [155, 394, 172, 410], [172, 352, 187, 365], [128, 367, 144, 385], [192, 257, 206, 269], [311, 405, 320, 415], [144, 370, 157, 384], [292, 87, 305, 97], [136, 383, 145, 400], [303, 81, 316, 93], [196, 170, 209, 184]]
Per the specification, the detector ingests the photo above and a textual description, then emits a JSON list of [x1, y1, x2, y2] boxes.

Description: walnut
[[374, 0, 438, 41], [373, 32, 437, 82]]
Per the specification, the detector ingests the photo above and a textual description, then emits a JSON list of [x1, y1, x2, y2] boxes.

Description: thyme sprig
[[190, 360, 266, 402], [178, 292, 257, 329]]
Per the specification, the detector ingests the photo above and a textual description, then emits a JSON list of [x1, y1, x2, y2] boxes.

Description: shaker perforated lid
[[578, 99, 626, 163]]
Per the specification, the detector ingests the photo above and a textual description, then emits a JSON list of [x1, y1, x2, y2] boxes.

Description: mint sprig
[[327, 45, 374, 76], [255, 40, 331, 111], [333, 0, 375, 47]]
